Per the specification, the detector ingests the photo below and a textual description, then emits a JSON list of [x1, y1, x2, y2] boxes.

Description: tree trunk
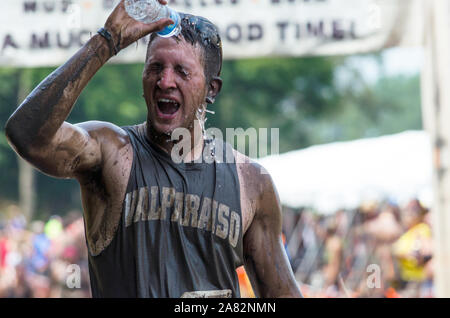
[[17, 69, 36, 223]]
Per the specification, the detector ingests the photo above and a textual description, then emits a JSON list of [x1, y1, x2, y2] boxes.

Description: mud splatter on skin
[[5, 35, 110, 159], [243, 250, 266, 297], [145, 120, 177, 150], [70, 156, 82, 171], [78, 165, 115, 255]]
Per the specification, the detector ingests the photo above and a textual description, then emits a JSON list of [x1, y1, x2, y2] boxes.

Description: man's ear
[[206, 76, 222, 104]]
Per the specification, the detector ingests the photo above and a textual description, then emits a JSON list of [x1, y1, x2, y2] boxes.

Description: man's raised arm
[[5, 0, 172, 179]]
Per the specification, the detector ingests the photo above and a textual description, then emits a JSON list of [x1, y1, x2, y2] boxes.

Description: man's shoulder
[[231, 148, 276, 196], [75, 120, 132, 147], [75, 120, 129, 136], [231, 148, 282, 235], [73, 120, 133, 177]]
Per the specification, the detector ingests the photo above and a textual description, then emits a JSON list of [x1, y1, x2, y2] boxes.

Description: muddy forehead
[[146, 37, 206, 70]]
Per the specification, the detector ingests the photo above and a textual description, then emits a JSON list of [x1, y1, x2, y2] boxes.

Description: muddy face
[[143, 36, 208, 136]]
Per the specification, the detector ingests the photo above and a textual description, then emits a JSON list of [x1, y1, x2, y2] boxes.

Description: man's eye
[[176, 66, 189, 77], [148, 64, 162, 73]]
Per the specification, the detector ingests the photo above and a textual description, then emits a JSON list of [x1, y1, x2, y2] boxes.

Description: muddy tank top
[[87, 123, 244, 298]]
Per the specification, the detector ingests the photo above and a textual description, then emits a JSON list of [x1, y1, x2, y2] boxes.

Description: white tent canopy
[[256, 130, 433, 214]]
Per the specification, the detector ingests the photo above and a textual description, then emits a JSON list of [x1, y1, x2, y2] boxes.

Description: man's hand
[[105, 0, 174, 52]]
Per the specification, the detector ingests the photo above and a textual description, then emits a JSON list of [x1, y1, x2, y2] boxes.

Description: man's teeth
[[158, 98, 178, 104]]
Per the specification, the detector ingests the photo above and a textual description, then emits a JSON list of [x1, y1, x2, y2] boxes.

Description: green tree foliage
[[329, 74, 422, 141], [209, 56, 345, 153]]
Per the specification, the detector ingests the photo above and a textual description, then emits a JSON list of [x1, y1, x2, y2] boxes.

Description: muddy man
[[5, 0, 302, 298]]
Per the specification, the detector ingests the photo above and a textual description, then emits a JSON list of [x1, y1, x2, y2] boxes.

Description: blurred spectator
[[392, 199, 433, 297], [28, 221, 51, 275], [364, 202, 403, 294], [321, 218, 343, 293]]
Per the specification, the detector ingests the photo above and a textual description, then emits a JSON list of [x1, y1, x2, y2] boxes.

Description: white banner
[[0, 0, 423, 67]]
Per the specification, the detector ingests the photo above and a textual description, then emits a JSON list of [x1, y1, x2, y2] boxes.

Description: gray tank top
[[87, 123, 244, 298]]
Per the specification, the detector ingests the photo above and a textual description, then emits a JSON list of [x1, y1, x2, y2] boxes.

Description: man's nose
[[157, 68, 176, 90]]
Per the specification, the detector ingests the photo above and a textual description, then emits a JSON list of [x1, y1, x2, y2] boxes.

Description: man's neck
[[145, 121, 204, 163]]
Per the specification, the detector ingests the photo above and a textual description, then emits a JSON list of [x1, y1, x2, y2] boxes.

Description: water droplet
[[196, 104, 207, 141]]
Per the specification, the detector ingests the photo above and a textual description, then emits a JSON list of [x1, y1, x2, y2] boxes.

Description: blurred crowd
[[0, 198, 435, 298], [282, 198, 434, 298], [0, 205, 90, 298]]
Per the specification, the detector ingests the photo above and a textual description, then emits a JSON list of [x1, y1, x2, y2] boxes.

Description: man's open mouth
[[156, 98, 180, 118]]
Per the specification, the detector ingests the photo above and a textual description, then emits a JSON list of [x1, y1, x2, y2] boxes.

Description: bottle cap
[[157, 8, 181, 38]]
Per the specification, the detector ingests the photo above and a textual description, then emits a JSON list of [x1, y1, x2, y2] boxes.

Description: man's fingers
[[148, 18, 175, 33], [107, 0, 174, 50], [136, 18, 174, 39]]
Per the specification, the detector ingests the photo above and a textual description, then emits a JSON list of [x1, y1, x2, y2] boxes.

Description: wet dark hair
[[147, 13, 223, 83]]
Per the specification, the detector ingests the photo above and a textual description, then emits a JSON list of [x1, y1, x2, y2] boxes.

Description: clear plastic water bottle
[[124, 0, 181, 38]]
